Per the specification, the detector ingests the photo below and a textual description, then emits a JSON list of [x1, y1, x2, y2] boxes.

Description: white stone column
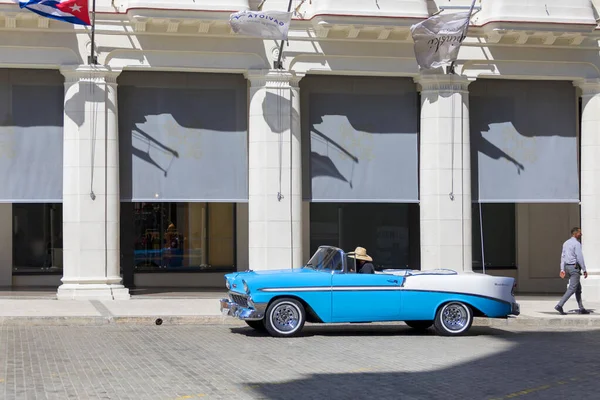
[[245, 70, 303, 270], [417, 75, 472, 272], [57, 66, 129, 300], [575, 79, 600, 301]]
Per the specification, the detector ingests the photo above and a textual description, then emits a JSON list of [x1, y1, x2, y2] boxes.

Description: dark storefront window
[[472, 203, 517, 269], [13, 203, 63, 274], [310, 203, 419, 270], [123, 202, 235, 273]]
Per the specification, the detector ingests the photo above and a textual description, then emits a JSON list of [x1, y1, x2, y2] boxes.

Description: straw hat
[[348, 247, 373, 262]]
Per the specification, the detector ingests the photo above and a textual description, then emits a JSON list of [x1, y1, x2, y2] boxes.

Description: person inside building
[[348, 247, 375, 274]]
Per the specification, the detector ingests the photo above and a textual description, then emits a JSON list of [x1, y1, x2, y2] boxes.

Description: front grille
[[230, 293, 248, 307]]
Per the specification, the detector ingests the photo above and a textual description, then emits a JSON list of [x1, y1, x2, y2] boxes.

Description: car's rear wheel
[[245, 320, 266, 331], [434, 302, 473, 336], [404, 320, 433, 331], [264, 298, 306, 337]]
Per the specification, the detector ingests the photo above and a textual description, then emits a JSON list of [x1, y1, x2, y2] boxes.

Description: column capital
[[414, 74, 472, 94], [574, 78, 600, 97], [244, 69, 303, 89], [59, 65, 122, 85]]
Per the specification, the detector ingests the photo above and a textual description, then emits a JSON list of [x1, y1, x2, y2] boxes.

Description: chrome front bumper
[[220, 298, 266, 321], [511, 302, 520, 316]]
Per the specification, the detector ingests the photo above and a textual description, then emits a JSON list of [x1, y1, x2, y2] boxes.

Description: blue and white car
[[220, 245, 520, 337]]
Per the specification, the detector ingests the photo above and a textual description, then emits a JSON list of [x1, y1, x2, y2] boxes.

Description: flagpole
[[479, 203, 486, 274], [88, 0, 98, 64], [461, 0, 477, 42], [274, 0, 293, 69], [448, 0, 477, 74]]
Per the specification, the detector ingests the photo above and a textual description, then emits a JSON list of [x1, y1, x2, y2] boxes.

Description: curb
[[473, 316, 600, 328], [1, 315, 599, 327], [0, 316, 110, 326], [112, 316, 245, 326], [0, 316, 245, 326]]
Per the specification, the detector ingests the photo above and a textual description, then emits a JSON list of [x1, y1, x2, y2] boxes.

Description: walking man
[[555, 227, 589, 315]]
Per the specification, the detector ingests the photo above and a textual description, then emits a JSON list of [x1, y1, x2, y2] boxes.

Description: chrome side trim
[[256, 287, 515, 306], [259, 286, 403, 292]]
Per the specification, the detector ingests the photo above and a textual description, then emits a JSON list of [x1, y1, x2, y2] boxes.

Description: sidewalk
[[0, 289, 598, 327]]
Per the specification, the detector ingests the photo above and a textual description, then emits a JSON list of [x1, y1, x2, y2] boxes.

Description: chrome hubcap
[[441, 303, 468, 331], [272, 303, 299, 333]]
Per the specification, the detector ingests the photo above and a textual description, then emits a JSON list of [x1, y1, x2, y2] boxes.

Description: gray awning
[[470, 79, 579, 203], [118, 72, 248, 202], [301, 76, 419, 203], [0, 69, 64, 203]]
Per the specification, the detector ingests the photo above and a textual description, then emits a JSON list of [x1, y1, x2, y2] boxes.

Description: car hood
[[224, 268, 322, 292]]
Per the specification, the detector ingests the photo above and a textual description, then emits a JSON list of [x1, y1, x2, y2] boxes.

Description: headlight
[[225, 279, 231, 290], [243, 280, 250, 294]]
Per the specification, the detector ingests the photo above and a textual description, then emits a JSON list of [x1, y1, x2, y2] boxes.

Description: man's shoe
[[555, 305, 567, 315], [579, 308, 590, 315]]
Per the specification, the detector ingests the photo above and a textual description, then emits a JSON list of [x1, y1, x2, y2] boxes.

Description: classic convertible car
[[220, 245, 520, 337]]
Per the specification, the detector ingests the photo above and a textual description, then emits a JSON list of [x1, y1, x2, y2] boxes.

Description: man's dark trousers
[[557, 264, 583, 308]]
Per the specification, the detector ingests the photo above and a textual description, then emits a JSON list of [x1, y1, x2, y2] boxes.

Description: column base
[[57, 283, 130, 300], [581, 275, 600, 303]]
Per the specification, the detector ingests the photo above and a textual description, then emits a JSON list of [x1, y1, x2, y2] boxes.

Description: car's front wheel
[[434, 302, 473, 336], [245, 320, 266, 331], [404, 320, 433, 331], [264, 298, 306, 337]]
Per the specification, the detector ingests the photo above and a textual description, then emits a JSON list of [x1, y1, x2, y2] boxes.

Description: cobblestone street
[[1, 323, 599, 400]]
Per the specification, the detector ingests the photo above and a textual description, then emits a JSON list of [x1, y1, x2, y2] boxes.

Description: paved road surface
[[1, 323, 599, 400]]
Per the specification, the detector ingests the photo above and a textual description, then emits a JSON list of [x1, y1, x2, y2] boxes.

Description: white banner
[[410, 11, 472, 70], [229, 10, 293, 40]]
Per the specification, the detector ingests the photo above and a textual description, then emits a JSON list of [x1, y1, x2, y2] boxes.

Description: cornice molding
[[60, 66, 122, 85], [1, 8, 598, 49], [245, 69, 303, 88]]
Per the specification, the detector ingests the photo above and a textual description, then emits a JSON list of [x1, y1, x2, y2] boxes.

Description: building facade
[[0, 0, 599, 300]]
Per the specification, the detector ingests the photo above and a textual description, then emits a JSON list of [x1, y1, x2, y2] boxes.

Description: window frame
[[12, 203, 63, 276], [126, 202, 238, 274], [121, 202, 238, 276], [472, 202, 518, 271], [309, 202, 420, 270]]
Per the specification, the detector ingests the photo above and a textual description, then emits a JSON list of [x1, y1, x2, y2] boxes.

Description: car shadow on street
[[239, 328, 600, 400], [229, 323, 508, 338]]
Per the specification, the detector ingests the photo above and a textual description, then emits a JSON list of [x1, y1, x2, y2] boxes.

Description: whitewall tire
[[434, 302, 473, 336], [264, 298, 306, 338]]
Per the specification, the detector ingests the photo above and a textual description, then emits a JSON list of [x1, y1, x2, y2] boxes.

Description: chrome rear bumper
[[220, 298, 266, 321], [511, 302, 520, 316]]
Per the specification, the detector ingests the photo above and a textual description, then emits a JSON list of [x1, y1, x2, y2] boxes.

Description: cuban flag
[[14, 0, 91, 26]]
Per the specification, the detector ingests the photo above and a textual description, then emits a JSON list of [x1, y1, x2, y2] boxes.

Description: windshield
[[303, 247, 344, 272]]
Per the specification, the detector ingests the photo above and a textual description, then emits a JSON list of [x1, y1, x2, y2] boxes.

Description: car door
[[331, 273, 402, 322]]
